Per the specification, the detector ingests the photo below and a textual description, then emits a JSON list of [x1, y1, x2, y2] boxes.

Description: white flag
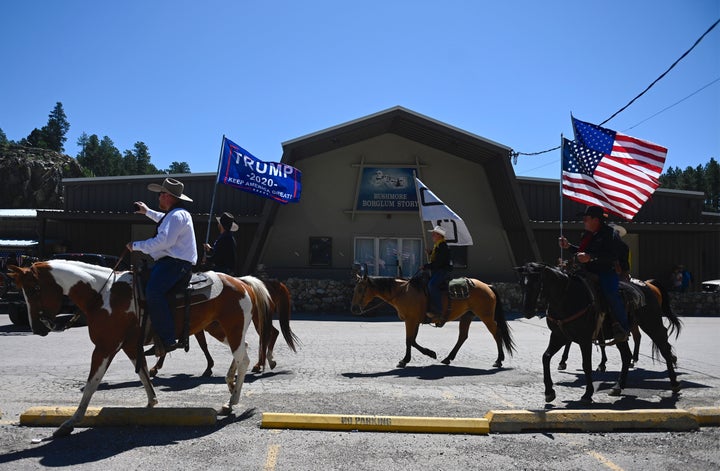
[[415, 177, 473, 246]]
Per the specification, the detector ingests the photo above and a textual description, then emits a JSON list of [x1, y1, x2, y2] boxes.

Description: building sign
[[355, 167, 418, 211]]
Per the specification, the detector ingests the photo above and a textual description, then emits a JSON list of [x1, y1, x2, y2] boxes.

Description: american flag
[[562, 118, 668, 220]]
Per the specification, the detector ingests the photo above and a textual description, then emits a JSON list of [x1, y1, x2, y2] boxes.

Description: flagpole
[[559, 133, 564, 265], [205, 134, 226, 245], [413, 171, 428, 273]]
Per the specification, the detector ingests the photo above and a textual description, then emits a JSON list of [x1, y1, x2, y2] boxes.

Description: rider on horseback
[[127, 178, 198, 356], [558, 206, 630, 343], [424, 225, 452, 325]]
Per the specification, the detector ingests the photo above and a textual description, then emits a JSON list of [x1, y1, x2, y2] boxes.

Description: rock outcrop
[[0, 145, 83, 208]]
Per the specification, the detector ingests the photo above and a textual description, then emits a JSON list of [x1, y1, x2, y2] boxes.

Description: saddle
[[620, 278, 646, 311], [573, 272, 628, 345], [134, 266, 218, 365]]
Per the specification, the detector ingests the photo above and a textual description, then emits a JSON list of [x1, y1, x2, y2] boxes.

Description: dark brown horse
[[350, 271, 515, 368], [148, 278, 299, 377], [8, 260, 273, 437], [516, 262, 680, 403], [557, 279, 679, 371]]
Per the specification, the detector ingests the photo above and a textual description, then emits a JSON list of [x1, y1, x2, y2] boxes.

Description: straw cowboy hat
[[428, 226, 446, 237], [609, 223, 627, 238], [216, 212, 239, 232], [147, 178, 193, 202]]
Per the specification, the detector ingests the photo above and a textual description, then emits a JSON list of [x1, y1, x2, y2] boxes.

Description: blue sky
[[1, 1, 718, 180]]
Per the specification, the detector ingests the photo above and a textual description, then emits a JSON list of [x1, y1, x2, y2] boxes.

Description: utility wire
[[601, 17, 719, 126], [511, 17, 720, 162]]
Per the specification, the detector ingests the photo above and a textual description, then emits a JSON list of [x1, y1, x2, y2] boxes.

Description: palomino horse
[[350, 271, 515, 368], [557, 278, 680, 372], [149, 278, 299, 377], [516, 262, 680, 403], [8, 259, 273, 437]]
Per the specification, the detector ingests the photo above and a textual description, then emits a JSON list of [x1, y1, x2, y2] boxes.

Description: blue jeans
[[598, 271, 629, 331], [428, 269, 449, 314], [146, 257, 192, 346]]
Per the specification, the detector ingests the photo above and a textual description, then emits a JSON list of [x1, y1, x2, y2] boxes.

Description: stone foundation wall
[[280, 277, 720, 317]]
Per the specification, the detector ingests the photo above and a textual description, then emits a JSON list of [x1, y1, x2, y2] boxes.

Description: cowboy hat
[[216, 212, 239, 232], [147, 178, 193, 202], [609, 223, 627, 238], [428, 226, 446, 237]]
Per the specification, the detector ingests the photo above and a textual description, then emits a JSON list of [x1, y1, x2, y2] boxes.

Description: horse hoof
[[609, 387, 622, 397], [672, 383, 681, 393], [545, 391, 556, 403], [149, 368, 158, 378], [580, 396, 593, 404], [558, 362, 566, 371], [218, 405, 232, 416], [493, 361, 502, 368], [251, 365, 261, 374], [441, 358, 451, 365], [269, 360, 277, 370], [596, 365, 606, 372], [428, 351, 437, 360], [397, 361, 407, 368], [202, 368, 213, 378], [53, 424, 74, 438]]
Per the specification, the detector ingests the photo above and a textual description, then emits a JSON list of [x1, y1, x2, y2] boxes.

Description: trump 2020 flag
[[562, 117, 667, 220], [415, 177, 473, 246], [217, 137, 301, 204]]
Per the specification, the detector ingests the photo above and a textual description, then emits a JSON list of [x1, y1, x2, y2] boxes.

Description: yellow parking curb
[[261, 412, 489, 434], [687, 407, 720, 426], [485, 409, 698, 433], [20, 406, 217, 427]]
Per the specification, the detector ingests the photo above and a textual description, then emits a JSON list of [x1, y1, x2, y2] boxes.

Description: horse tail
[[240, 275, 274, 354], [265, 279, 300, 352], [490, 285, 515, 356], [648, 278, 682, 339]]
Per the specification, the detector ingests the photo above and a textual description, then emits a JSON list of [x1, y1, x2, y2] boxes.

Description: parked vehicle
[[701, 279, 720, 293], [2, 253, 129, 326]]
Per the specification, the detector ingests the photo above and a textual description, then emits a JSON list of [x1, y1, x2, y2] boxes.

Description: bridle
[[352, 276, 408, 316]]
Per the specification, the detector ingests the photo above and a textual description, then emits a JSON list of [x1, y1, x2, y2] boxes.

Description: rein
[[354, 277, 410, 316]]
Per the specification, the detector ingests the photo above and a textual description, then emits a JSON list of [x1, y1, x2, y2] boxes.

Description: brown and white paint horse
[[8, 259, 273, 437], [149, 278, 299, 377]]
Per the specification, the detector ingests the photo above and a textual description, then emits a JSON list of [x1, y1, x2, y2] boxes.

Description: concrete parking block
[[688, 407, 720, 426], [485, 409, 699, 433], [20, 406, 217, 427], [262, 412, 490, 434]]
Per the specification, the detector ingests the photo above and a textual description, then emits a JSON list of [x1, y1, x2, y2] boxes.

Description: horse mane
[[368, 276, 402, 295]]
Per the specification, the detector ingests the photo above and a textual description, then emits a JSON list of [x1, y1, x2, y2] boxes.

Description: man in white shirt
[[127, 178, 198, 356]]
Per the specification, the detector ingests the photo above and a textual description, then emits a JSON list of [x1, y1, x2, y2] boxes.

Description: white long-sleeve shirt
[[132, 207, 198, 264]]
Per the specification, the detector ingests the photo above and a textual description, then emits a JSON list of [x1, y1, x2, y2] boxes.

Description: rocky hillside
[[0, 145, 84, 208]]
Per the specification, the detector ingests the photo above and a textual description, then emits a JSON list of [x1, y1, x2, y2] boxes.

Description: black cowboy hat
[[216, 212, 238, 232]]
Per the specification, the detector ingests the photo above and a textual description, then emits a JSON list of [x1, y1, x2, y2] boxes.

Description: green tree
[[77, 134, 122, 176], [43, 102, 70, 152], [704, 158, 720, 212], [122, 141, 153, 175], [20, 102, 70, 152], [0, 127, 9, 147], [166, 161, 191, 174]]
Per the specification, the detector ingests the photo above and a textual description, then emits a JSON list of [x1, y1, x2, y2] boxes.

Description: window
[[309, 237, 332, 266], [354, 237, 422, 277]]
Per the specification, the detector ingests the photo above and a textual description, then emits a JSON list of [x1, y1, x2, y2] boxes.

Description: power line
[[511, 17, 720, 162], [601, 17, 719, 126], [623, 76, 720, 131]]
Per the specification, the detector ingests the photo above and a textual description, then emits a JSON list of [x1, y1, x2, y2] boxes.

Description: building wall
[[260, 133, 516, 281]]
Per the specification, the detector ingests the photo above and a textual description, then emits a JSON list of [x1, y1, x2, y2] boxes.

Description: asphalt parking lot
[[0, 310, 718, 470]]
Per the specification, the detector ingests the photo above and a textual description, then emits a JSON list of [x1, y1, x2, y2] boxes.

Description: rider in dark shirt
[[424, 226, 452, 324], [559, 206, 629, 342], [203, 212, 238, 275]]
